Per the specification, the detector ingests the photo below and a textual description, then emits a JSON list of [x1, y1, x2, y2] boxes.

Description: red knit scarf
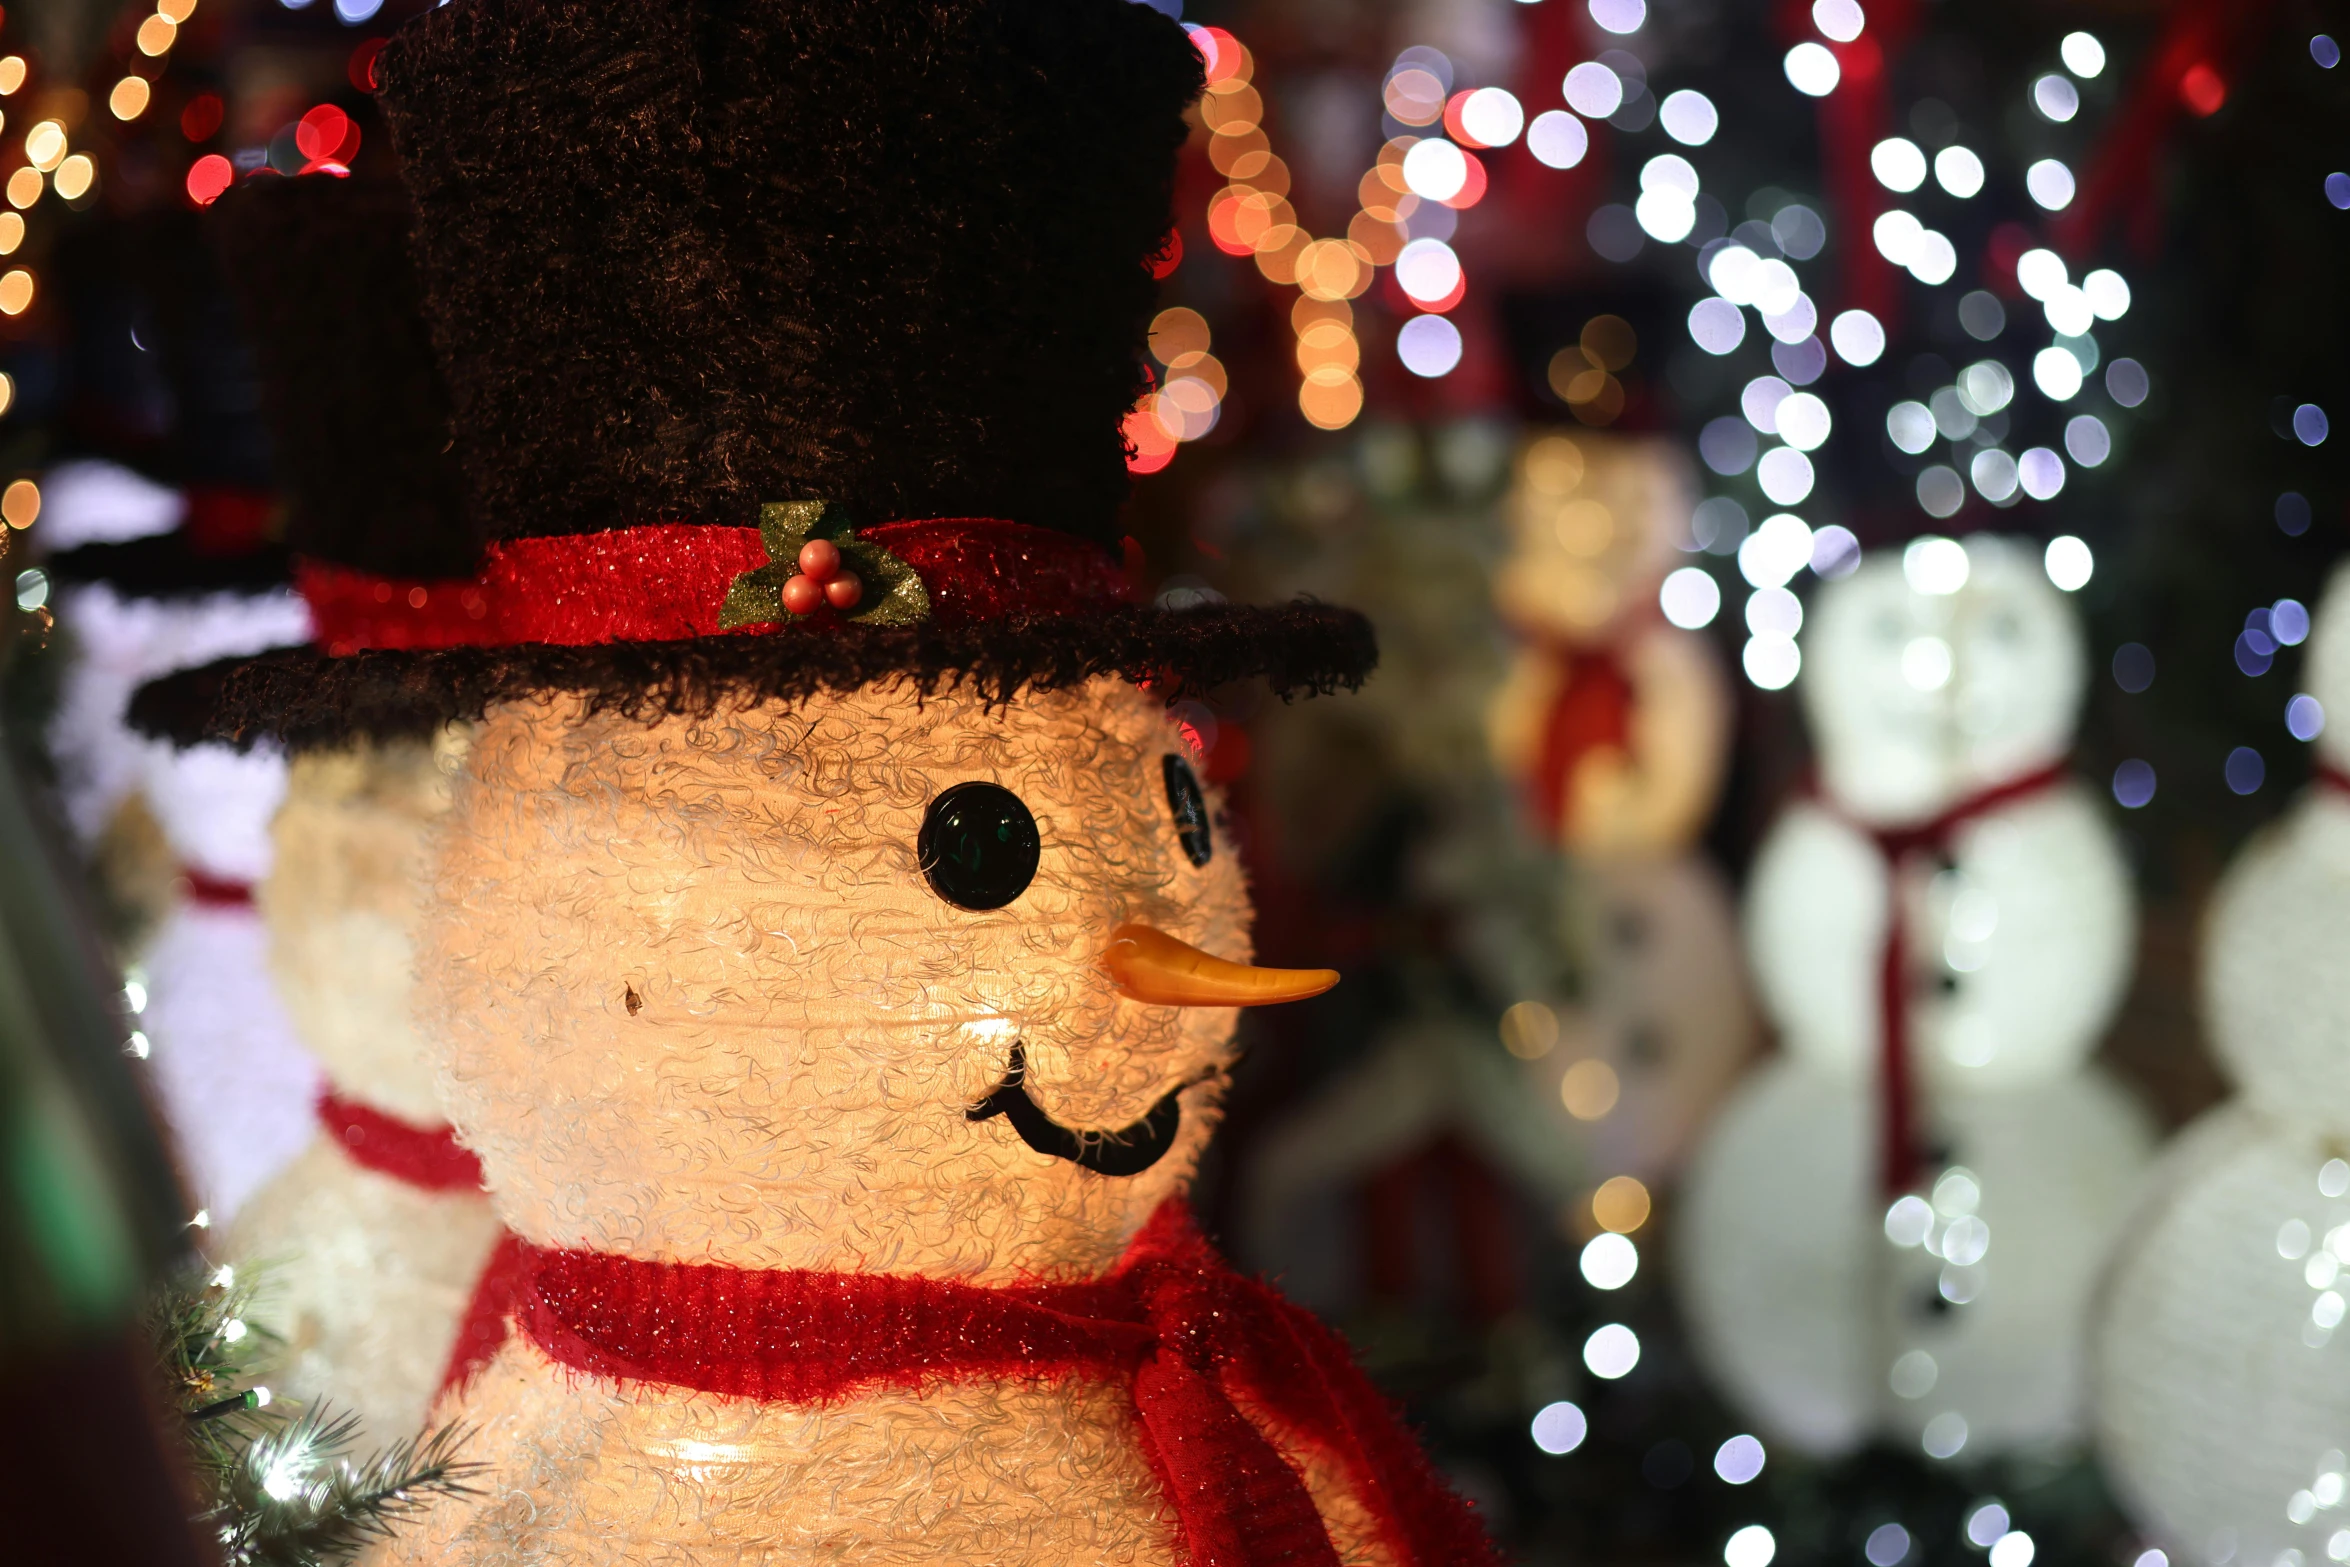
[[442, 1201, 1495, 1567], [315, 1090, 484, 1193], [1820, 761, 2069, 1195], [1528, 641, 1635, 845]]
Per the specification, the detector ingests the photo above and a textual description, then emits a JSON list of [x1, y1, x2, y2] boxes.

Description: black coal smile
[[966, 1042, 1185, 1177]]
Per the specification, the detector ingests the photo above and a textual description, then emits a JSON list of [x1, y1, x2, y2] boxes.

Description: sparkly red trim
[[315, 1090, 483, 1193], [469, 1200, 1494, 1567], [180, 869, 255, 908], [300, 519, 1133, 655]]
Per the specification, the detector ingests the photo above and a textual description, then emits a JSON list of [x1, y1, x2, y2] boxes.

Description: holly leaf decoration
[[718, 500, 932, 630]]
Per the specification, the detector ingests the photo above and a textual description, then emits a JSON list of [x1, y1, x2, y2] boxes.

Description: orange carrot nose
[[1102, 922, 1339, 1007]]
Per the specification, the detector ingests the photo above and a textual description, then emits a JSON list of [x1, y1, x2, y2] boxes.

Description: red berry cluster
[[780, 538, 863, 615]]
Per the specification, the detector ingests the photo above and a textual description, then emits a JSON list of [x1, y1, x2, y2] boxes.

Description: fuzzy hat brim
[[127, 602, 1378, 752]]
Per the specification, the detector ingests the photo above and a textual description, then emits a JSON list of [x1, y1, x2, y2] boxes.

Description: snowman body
[[2094, 561, 2350, 1564], [225, 736, 499, 1444], [1680, 536, 2152, 1459], [379, 679, 1412, 1567], [79, 579, 323, 1224]]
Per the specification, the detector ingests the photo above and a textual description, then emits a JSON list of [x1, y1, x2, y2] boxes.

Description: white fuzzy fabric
[[1679, 1058, 2154, 1458], [2096, 1104, 2350, 1567], [1745, 786, 2134, 1089], [37, 458, 184, 549], [46, 581, 306, 848], [140, 899, 321, 1224]]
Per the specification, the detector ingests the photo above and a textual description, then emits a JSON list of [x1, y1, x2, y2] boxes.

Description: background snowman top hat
[[177, 0, 1374, 752], [130, 169, 477, 749]]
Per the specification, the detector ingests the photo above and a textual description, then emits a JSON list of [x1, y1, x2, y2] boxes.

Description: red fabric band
[[180, 869, 256, 908], [448, 1200, 1494, 1567], [1528, 643, 1634, 845], [298, 518, 1132, 656], [182, 486, 278, 558], [1821, 761, 2070, 1196], [315, 1091, 485, 1193], [2317, 764, 2350, 798]]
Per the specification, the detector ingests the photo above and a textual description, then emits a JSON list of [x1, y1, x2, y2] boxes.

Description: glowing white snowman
[[1681, 534, 2154, 1460], [1486, 430, 1755, 1183], [2096, 561, 2350, 1567]]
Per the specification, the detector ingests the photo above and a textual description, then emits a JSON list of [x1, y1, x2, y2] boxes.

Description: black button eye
[[1162, 754, 1212, 867], [918, 782, 1040, 910]]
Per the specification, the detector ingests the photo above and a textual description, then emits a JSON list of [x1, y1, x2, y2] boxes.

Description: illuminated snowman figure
[[2096, 562, 2350, 1567], [1487, 429, 1755, 1183], [1680, 534, 2153, 1459]]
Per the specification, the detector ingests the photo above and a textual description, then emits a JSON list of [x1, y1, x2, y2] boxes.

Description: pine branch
[[217, 1405, 482, 1567]]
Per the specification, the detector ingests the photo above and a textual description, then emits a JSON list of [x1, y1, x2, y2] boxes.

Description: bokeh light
[[1715, 1436, 1767, 1484], [1872, 138, 1927, 193], [1396, 314, 1463, 377], [2026, 158, 2077, 210], [1784, 43, 1840, 97], [1584, 1323, 1641, 1378], [1564, 62, 1625, 119], [2288, 694, 2326, 741], [2062, 32, 2107, 76], [1661, 566, 1722, 628], [2044, 535, 2093, 590], [110, 76, 151, 121], [1935, 146, 1986, 197], [1725, 1525, 1778, 1567], [1744, 635, 1800, 690], [1813, 0, 1864, 42], [1659, 90, 1717, 145], [1531, 1401, 1588, 1455], [1581, 1232, 1639, 1290], [1528, 110, 1590, 169], [0, 478, 38, 529], [1593, 1175, 1652, 1233]]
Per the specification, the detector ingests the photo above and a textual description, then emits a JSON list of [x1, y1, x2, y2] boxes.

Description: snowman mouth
[[965, 1042, 1186, 1177]]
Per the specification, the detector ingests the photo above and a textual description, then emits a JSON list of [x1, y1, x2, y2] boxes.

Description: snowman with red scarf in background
[[1485, 428, 1757, 1187], [175, 2, 1500, 1562], [1679, 533, 2153, 1461], [2096, 563, 2350, 1567]]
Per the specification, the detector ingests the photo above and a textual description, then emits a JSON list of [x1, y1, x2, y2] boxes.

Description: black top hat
[[126, 167, 479, 747], [167, 0, 1373, 753]]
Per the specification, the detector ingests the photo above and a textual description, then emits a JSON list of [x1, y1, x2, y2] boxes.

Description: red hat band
[[296, 517, 1134, 658]]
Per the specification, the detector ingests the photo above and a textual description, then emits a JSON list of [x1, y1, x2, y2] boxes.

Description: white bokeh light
[[1660, 89, 1719, 145], [1811, 0, 1864, 42], [2019, 447, 2066, 500], [1530, 1400, 1588, 1455], [2033, 74, 2080, 122], [1873, 209, 1923, 266], [2033, 346, 2085, 400], [1460, 87, 1525, 148], [2061, 31, 2106, 77], [1739, 512, 1814, 589], [1564, 62, 1626, 118], [1584, 1323, 1641, 1378], [1935, 145, 1985, 197], [1394, 238, 1462, 303], [1396, 314, 1463, 377], [1775, 393, 1832, 451], [1990, 1533, 2036, 1567], [2065, 414, 2111, 466], [1726, 1525, 1778, 1567], [1402, 138, 1469, 202], [1589, 0, 1647, 36], [1904, 535, 1970, 594], [2015, 247, 2068, 300], [1872, 137, 1927, 192], [1746, 586, 1803, 639], [1784, 42, 1841, 97], [1744, 635, 1800, 690], [1742, 375, 1792, 434], [1830, 309, 1885, 366], [1761, 294, 1818, 346], [1714, 1436, 1767, 1485], [1688, 297, 1747, 355], [1581, 1231, 1641, 1288], [1886, 402, 1936, 453], [2026, 158, 2077, 210], [1660, 566, 1723, 629], [1637, 189, 1698, 242], [1527, 110, 1590, 169], [1909, 230, 1957, 286], [2084, 268, 2131, 319], [1756, 447, 1815, 505], [1971, 447, 2020, 502], [2044, 535, 2094, 590], [2043, 285, 2096, 337]]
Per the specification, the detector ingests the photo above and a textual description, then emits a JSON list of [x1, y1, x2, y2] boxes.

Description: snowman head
[[1494, 432, 1693, 644], [2305, 559, 2350, 775], [420, 676, 1321, 1282], [1801, 534, 2085, 823], [262, 735, 458, 1125]]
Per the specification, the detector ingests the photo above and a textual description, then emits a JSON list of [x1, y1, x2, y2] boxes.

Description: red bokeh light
[[1441, 151, 1488, 210], [1443, 91, 1484, 149], [295, 104, 359, 164], [2179, 62, 2227, 117], [349, 37, 388, 92], [185, 154, 233, 207], [1191, 26, 1242, 85], [180, 93, 223, 143]]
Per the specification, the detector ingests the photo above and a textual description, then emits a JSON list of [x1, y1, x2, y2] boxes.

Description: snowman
[[1679, 534, 2153, 1460], [186, 4, 1494, 1562], [38, 335, 317, 1227], [1486, 428, 1755, 1185], [130, 171, 503, 1441], [2096, 561, 2350, 1567]]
